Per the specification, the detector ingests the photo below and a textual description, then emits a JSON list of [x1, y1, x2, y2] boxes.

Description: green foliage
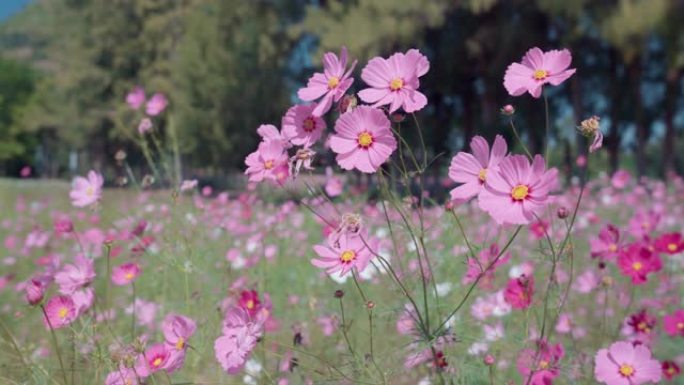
[[0, 57, 35, 160]]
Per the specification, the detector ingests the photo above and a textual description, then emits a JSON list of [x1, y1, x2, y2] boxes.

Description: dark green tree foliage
[[0, 58, 35, 163]]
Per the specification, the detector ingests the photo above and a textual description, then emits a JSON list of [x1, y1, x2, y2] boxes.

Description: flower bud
[[366, 301, 375, 309], [54, 217, 74, 234], [484, 354, 495, 366], [25, 279, 45, 306], [557, 207, 569, 219], [334, 290, 344, 299], [501, 104, 515, 115]]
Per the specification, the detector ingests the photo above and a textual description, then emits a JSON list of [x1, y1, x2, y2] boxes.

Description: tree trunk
[[607, 50, 622, 175], [628, 58, 647, 179], [662, 68, 681, 178]]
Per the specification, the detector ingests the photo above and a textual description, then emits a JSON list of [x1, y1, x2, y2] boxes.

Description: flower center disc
[[357, 132, 373, 148], [619, 364, 635, 377], [327, 76, 340, 89], [478, 168, 487, 183], [264, 160, 274, 170], [302, 117, 316, 132], [58, 307, 69, 319], [632, 262, 643, 271], [511, 185, 529, 201], [533, 69, 548, 80], [390, 78, 404, 91], [668, 243, 677, 252], [340, 250, 356, 263]]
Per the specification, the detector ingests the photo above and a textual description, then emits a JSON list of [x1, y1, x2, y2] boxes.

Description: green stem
[[41, 305, 68, 385]]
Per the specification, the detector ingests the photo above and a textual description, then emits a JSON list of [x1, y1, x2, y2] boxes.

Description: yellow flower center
[[152, 357, 163, 367], [125, 272, 134, 280], [86, 186, 94, 196], [608, 244, 618, 252], [641, 222, 650, 229], [619, 364, 635, 377], [303, 117, 316, 132], [511, 185, 529, 201], [637, 322, 650, 333], [264, 160, 274, 170], [357, 132, 373, 148], [390, 78, 404, 91], [58, 307, 69, 319], [478, 169, 487, 182], [175, 337, 185, 350], [533, 69, 548, 80], [667, 243, 677, 252], [246, 299, 255, 309], [632, 262, 643, 271], [677, 322, 684, 330], [667, 367, 676, 375], [340, 250, 356, 263], [327, 76, 340, 89], [538, 360, 549, 369]]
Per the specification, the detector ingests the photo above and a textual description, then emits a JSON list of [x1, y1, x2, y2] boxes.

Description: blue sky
[[0, 0, 30, 22]]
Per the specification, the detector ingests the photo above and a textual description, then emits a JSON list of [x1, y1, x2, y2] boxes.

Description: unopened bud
[[557, 207, 569, 219], [484, 354, 495, 366], [366, 301, 375, 309], [501, 104, 515, 116], [334, 290, 344, 299]]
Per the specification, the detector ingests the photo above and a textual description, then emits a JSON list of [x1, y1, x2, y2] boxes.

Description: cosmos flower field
[[1, 46, 683, 385]]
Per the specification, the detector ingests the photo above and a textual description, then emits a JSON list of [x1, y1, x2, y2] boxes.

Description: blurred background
[[0, 0, 682, 187]]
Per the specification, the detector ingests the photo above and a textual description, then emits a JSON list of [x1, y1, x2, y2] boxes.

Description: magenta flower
[[162, 313, 197, 351], [503, 275, 534, 310], [448, 135, 508, 205], [238, 290, 261, 317], [626, 309, 657, 337], [43, 295, 77, 329], [312, 233, 375, 277], [591, 224, 622, 260], [358, 48, 429, 113], [214, 307, 263, 374], [297, 46, 356, 117], [479, 155, 558, 225], [111, 262, 141, 286], [517, 340, 564, 385], [654, 233, 683, 255], [126, 86, 146, 110], [54, 255, 96, 294], [244, 140, 289, 183], [663, 309, 684, 337], [69, 170, 104, 207], [594, 341, 662, 385], [617, 243, 662, 285], [504, 47, 576, 98], [145, 93, 168, 116], [329, 106, 397, 173], [135, 343, 172, 377], [281, 104, 326, 147]]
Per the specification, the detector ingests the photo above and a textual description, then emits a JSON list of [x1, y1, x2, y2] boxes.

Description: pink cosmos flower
[[617, 243, 662, 285], [462, 243, 511, 288], [105, 366, 139, 385], [244, 140, 289, 183], [479, 154, 558, 225], [297, 46, 356, 117], [138, 118, 153, 134], [654, 233, 683, 255], [111, 262, 141, 286], [628, 211, 660, 238], [311, 233, 375, 277], [257, 124, 291, 149], [126, 86, 146, 110], [282, 104, 326, 147], [70, 170, 104, 207], [54, 255, 96, 294], [611, 170, 631, 189], [594, 341, 662, 385], [316, 315, 339, 336], [145, 93, 168, 116], [71, 287, 94, 316], [663, 309, 684, 337], [591, 224, 622, 260], [662, 361, 681, 380], [517, 340, 564, 385], [625, 309, 657, 337], [43, 295, 77, 329], [135, 343, 172, 377], [448, 135, 508, 205], [504, 47, 576, 98], [25, 278, 46, 305], [503, 275, 534, 310], [214, 307, 263, 374], [162, 313, 197, 351], [238, 290, 261, 318], [324, 167, 343, 197], [358, 48, 429, 113], [329, 106, 397, 173]]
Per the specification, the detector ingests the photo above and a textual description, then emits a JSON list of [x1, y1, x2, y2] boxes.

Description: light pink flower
[[244, 140, 289, 183], [504, 47, 576, 98], [282, 104, 326, 147], [25, 278, 45, 305], [448, 135, 508, 205], [162, 313, 197, 350], [71, 287, 94, 316], [43, 295, 77, 329], [145, 93, 168, 116], [591, 224, 622, 261], [126, 86, 146, 110], [105, 366, 139, 385], [329, 106, 396, 173], [111, 262, 141, 286], [324, 167, 343, 197], [257, 124, 291, 149], [297, 47, 356, 117], [70, 170, 104, 207], [312, 233, 375, 277], [358, 48, 429, 113], [611, 170, 631, 189], [517, 340, 564, 385], [316, 315, 339, 336], [479, 155, 558, 225], [214, 307, 263, 374], [594, 341, 662, 385], [54, 255, 96, 294], [138, 118, 153, 134]]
